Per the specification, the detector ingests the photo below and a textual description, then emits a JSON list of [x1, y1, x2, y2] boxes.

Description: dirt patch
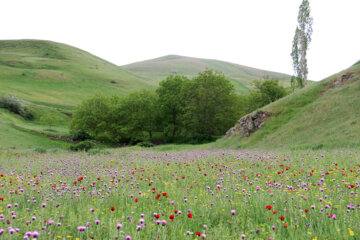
[[63, 112, 72, 119]]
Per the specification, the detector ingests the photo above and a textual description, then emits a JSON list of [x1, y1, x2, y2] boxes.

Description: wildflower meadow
[[0, 149, 359, 239]]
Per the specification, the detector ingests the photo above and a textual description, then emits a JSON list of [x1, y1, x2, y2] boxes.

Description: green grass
[[214, 63, 360, 149], [122, 55, 292, 93]]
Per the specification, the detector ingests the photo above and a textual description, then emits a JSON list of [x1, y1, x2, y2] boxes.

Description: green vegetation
[[69, 140, 96, 151], [70, 70, 236, 144], [291, 0, 313, 87], [122, 55, 292, 92], [0, 40, 153, 149], [242, 79, 288, 114], [70, 70, 288, 146], [215, 63, 360, 149]]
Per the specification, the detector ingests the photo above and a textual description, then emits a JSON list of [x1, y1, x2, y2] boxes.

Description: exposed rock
[[330, 72, 354, 88], [226, 110, 271, 137]]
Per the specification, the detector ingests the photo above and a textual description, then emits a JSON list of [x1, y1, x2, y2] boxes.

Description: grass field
[[122, 55, 292, 93], [0, 148, 359, 239]]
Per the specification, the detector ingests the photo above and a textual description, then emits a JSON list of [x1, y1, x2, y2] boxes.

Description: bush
[[33, 147, 47, 154], [0, 94, 25, 115], [137, 141, 154, 148], [69, 140, 95, 152], [22, 109, 35, 120], [71, 130, 92, 141]]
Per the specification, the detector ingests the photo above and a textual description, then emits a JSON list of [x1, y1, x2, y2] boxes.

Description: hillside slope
[[218, 61, 360, 149], [0, 40, 155, 149], [0, 40, 153, 107], [122, 55, 292, 93]]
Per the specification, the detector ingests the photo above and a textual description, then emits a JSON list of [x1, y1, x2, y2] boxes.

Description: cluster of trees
[[70, 70, 288, 144]]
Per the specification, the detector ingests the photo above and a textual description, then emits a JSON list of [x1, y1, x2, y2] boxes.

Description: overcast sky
[[1, 0, 359, 81]]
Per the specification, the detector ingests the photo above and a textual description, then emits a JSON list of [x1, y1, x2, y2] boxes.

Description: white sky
[[1, 0, 359, 81]]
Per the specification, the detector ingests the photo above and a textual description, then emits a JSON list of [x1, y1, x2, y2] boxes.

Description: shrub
[[69, 140, 95, 152], [137, 141, 154, 148], [22, 109, 35, 120], [0, 94, 25, 115], [71, 130, 92, 141], [33, 147, 47, 154]]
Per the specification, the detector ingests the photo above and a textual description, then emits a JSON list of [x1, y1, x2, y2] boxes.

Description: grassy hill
[[0, 39, 155, 149], [215, 61, 360, 149], [0, 40, 154, 107], [122, 55, 292, 93]]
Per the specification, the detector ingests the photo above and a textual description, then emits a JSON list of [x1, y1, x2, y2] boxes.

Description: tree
[[70, 93, 111, 139], [120, 89, 159, 139], [156, 75, 188, 137], [291, 0, 313, 87], [246, 79, 288, 113], [181, 69, 239, 136]]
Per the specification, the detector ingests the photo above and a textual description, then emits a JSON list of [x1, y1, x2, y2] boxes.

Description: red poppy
[[169, 215, 174, 220], [272, 211, 277, 214], [188, 213, 193, 219], [304, 209, 309, 213], [277, 172, 281, 174], [111, 207, 115, 211], [0, 198, 3, 201], [195, 232, 201, 236], [266, 205, 272, 210], [280, 216, 285, 220], [283, 224, 288, 228], [155, 214, 160, 219], [350, 185, 355, 188], [162, 192, 167, 197], [134, 198, 138, 202], [174, 210, 178, 214]]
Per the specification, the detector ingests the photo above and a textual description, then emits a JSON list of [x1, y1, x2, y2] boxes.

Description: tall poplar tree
[[291, 0, 313, 87]]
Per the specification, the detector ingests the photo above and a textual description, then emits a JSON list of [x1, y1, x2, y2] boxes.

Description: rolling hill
[[122, 55, 292, 93], [0, 40, 154, 107], [0, 39, 155, 149], [217, 61, 360, 149]]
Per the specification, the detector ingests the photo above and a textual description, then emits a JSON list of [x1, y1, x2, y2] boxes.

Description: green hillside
[[0, 39, 155, 149], [122, 55, 292, 93], [0, 40, 153, 107], [216, 62, 360, 149]]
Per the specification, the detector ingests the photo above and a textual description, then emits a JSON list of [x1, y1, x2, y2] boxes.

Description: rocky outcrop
[[330, 72, 354, 88], [226, 110, 271, 137]]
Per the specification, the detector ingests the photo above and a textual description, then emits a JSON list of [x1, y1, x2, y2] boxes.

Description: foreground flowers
[[0, 149, 358, 239]]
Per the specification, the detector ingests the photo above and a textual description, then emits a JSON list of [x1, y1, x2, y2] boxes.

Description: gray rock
[[226, 110, 271, 137]]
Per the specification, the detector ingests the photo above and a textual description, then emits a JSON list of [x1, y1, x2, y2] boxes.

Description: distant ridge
[[122, 54, 292, 93]]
